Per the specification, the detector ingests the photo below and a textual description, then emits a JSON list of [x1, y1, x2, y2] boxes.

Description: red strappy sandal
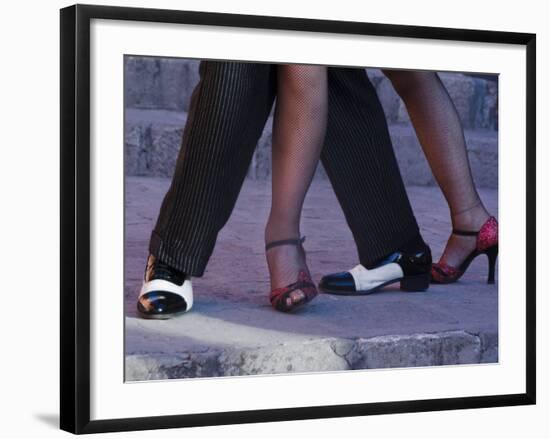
[[265, 237, 318, 312], [431, 216, 498, 284]]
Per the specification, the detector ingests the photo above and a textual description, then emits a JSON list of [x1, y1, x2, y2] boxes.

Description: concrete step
[[125, 57, 498, 130], [367, 69, 498, 130], [125, 108, 498, 188], [126, 328, 497, 381], [124, 177, 498, 381], [125, 57, 200, 113]]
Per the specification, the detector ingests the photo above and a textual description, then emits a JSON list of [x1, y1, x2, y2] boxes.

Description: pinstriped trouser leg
[[322, 68, 419, 267], [150, 61, 419, 276], [149, 61, 277, 276]]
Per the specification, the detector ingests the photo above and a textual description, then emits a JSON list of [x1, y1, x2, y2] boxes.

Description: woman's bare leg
[[383, 70, 491, 267], [266, 65, 328, 307]]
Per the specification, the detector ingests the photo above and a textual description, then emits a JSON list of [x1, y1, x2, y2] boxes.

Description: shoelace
[[146, 259, 184, 282], [153, 260, 177, 279]]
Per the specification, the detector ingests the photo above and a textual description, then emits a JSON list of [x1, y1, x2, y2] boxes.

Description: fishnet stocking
[[265, 65, 328, 305], [383, 70, 491, 267]]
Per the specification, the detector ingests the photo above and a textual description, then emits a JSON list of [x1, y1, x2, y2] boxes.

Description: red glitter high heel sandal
[[431, 216, 498, 284], [266, 237, 318, 312]]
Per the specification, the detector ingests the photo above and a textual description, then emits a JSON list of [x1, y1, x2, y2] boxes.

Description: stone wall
[[125, 56, 200, 112], [124, 56, 498, 188]]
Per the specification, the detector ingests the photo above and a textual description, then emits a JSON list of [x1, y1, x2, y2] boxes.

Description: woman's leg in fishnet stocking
[[383, 70, 490, 267], [265, 65, 328, 306]]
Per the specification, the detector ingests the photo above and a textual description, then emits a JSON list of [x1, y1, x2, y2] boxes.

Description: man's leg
[[137, 61, 276, 319], [149, 61, 276, 277], [322, 67, 421, 267], [319, 67, 431, 294]]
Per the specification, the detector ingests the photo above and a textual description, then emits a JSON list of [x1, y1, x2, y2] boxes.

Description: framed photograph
[[60, 4, 536, 434]]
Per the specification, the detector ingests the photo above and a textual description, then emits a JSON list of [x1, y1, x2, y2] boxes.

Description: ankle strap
[[265, 236, 305, 251], [452, 229, 479, 236], [452, 216, 497, 237]]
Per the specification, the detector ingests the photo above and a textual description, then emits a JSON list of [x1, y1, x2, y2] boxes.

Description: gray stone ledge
[[125, 330, 497, 381], [124, 109, 497, 189], [124, 57, 498, 130]]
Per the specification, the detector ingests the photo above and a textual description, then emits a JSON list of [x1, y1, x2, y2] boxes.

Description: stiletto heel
[[485, 245, 498, 284], [431, 216, 498, 284], [265, 236, 318, 312]]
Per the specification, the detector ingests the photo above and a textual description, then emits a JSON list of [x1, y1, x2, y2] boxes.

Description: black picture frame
[[60, 3, 536, 434]]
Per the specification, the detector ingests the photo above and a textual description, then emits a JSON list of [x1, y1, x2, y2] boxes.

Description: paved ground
[[124, 177, 498, 381]]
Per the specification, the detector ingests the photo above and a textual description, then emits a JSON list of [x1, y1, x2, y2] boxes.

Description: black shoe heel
[[485, 245, 498, 284], [400, 273, 430, 292]]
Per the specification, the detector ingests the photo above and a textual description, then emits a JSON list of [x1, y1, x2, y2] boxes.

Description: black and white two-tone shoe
[[136, 255, 193, 319], [319, 242, 432, 295]]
